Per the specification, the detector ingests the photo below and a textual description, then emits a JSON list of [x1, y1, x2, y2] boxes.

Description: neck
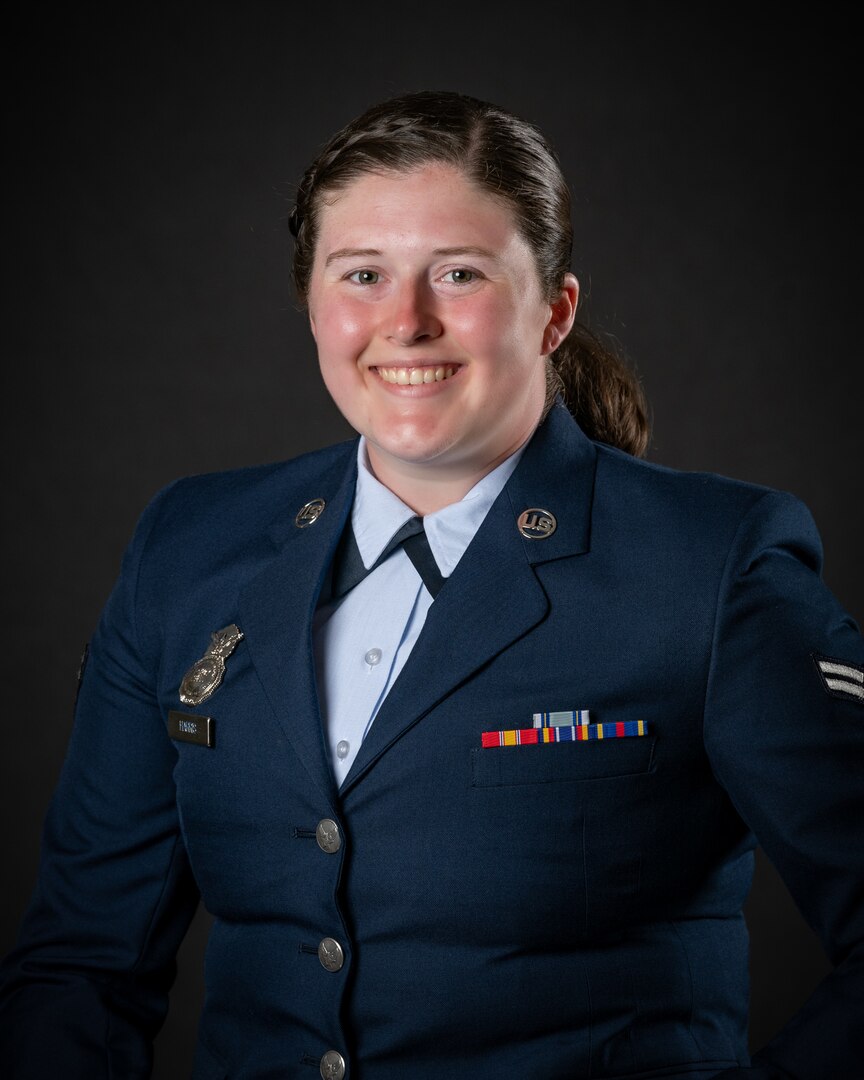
[[365, 429, 538, 516]]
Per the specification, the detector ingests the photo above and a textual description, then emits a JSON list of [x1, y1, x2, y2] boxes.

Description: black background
[[2, 3, 861, 1077]]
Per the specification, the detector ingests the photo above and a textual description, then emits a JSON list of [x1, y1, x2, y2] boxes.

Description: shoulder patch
[[814, 654, 864, 705]]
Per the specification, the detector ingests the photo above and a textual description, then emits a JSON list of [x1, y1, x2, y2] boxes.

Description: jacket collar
[[238, 443, 358, 806]]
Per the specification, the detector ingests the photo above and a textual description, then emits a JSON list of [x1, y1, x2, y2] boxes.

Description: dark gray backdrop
[[3, 3, 861, 1077]]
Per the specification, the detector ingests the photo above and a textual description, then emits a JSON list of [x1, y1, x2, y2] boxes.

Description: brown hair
[[290, 90, 649, 457]]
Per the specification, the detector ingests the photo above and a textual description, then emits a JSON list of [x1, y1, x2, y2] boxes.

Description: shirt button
[[318, 937, 345, 972], [315, 819, 341, 854], [364, 647, 382, 666], [336, 740, 350, 760], [320, 1050, 346, 1079]]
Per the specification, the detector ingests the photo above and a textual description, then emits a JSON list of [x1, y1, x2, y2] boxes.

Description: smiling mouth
[[375, 365, 459, 386]]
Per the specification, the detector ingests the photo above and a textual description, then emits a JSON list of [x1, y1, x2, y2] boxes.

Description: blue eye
[[443, 268, 476, 285], [349, 270, 380, 285]]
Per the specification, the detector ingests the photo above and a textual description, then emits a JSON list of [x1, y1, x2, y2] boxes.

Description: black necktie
[[330, 516, 445, 601]]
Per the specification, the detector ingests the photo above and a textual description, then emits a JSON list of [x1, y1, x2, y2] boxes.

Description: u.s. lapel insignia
[[179, 624, 244, 706], [517, 508, 557, 539], [295, 498, 326, 528]]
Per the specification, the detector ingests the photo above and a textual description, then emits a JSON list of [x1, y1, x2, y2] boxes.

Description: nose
[[383, 279, 442, 346]]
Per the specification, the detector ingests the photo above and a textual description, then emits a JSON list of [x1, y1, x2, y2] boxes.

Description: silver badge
[[295, 498, 326, 528], [517, 508, 557, 539], [179, 624, 244, 706]]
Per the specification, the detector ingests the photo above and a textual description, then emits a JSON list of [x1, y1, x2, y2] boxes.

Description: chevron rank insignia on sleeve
[[814, 654, 864, 704]]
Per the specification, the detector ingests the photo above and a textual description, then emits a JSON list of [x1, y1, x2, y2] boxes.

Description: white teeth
[[377, 366, 456, 385]]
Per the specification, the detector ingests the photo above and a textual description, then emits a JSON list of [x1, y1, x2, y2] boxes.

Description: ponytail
[[545, 323, 650, 458]]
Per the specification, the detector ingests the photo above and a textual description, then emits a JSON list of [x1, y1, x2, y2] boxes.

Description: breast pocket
[[470, 732, 656, 787]]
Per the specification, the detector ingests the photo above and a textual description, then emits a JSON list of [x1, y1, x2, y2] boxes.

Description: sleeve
[[0, 483, 201, 1079], [703, 491, 864, 1079]]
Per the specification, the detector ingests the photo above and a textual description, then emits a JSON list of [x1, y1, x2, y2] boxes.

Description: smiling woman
[[306, 164, 575, 512], [290, 92, 650, 471], [1, 91, 862, 1080]]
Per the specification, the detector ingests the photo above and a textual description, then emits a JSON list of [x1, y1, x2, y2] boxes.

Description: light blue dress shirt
[[313, 437, 524, 786]]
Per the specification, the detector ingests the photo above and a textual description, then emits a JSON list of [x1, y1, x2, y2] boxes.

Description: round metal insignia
[[295, 498, 326, 528], [517, 507, 557, 539], [179, 655, 226, 706]]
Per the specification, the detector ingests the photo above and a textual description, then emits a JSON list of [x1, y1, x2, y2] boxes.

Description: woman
[[1, 91, 861, 1079]]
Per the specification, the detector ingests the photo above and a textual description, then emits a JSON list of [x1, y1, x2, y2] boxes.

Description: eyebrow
[[323, 245, 499, 267], [432, 246, 498, 259], [324, 248, 381, 267]]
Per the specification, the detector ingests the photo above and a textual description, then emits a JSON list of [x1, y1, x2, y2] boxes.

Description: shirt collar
[[352, 437, 526, 578]]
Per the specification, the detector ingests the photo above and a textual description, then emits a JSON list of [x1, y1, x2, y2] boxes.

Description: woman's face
[[306, 164, 576, 488]]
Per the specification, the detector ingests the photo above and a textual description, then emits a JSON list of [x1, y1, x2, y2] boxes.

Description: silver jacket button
[[318, 937, 345, 972], [320, 1049, 346, 1079], [316, 818, 341, 853]]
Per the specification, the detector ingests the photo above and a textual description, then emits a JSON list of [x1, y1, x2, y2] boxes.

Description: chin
[[368, 424, 464, 468], [375, 438, 455, 467]]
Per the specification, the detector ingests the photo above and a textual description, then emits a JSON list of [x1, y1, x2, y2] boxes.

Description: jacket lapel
[[341, 405, 597, 793], [237, 443, 357, 805]]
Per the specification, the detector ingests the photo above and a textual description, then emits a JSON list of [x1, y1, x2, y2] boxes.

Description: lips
[[374, 365, 458, 385]]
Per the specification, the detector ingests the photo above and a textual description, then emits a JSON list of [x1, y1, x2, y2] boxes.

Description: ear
[[308, 308, 318, 342], [541, 273, 579, 356]]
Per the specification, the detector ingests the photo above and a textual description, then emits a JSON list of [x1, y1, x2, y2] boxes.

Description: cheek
[[448, 298, 509, 354], [309, 290, 373, 354], [454, 291, 545, 356]]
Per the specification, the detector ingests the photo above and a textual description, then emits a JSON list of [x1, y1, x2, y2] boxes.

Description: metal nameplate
[[168, 710, 215, 748]]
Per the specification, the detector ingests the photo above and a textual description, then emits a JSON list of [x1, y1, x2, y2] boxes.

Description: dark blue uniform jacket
[[2, 405, 863, 1078]]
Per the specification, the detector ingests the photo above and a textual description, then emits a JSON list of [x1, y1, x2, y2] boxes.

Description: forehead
[[314, 164, 523, 252]]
